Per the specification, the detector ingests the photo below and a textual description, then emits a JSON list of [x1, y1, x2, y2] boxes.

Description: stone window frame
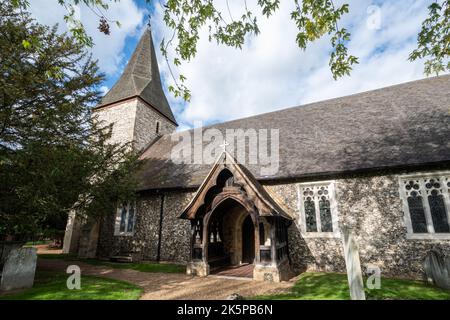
[[296, 180, 340, 238], [399, 171, 450, 240], [114, 201, 136, 236]]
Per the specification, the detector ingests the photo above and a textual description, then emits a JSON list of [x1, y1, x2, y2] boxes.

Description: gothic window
[[400, 173, 450, 239], [127, 203, 135, 233], [298, 181, 339, 237], [119, 203, 127, 232], [115, 201, 136, 236], [304, 196, 317, 232], [156, 121, 160, 134]]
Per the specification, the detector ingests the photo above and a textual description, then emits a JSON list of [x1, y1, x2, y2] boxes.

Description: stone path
[[37, 259, 294, 300]]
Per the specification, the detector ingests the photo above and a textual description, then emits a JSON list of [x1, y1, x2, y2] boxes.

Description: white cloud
[[151, 0, 434, 129], [27, 0, 440, 130], [100, 86, 110, 95], [28, 0, 146, 76]]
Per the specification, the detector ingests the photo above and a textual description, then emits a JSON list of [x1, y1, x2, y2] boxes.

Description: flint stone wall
[[97, 171, 450, 279], [94, 98, 176, 152], [266, 172, 450, 279], [97, 191, 193, 263]]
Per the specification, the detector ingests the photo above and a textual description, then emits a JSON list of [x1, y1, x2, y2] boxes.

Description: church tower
[[93, 26, 177, 151], [63, 26, 177, 257]]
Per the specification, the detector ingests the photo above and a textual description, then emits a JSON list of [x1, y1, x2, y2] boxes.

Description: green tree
[[0, 2, 139, 241], [9, 0, 450, 102]]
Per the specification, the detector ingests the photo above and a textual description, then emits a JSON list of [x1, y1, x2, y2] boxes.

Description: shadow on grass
[[0, 271, 142, 300], [38, 254, 185, 273], [253, 272, 450, 300]]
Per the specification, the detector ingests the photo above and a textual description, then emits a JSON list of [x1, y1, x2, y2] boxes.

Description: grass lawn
[[0, 271, 142, 300], [38, 254, 185, 273], [82, 259, 186, 273], [24, 240, 52, 246], [253, 272, 450, 300]]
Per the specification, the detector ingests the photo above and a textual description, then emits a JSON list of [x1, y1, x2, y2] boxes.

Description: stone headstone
[[0, 242, 23, 268], [226, 293, 244, 300], [341, 227, 366, 300], [0, 247, 37, 291], [423, 250, 450, 290]]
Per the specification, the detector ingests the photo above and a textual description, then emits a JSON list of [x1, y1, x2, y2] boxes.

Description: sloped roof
[[180, 151, 292, 220], [97, 28, 177, 124], [137, 75, 450, 191]]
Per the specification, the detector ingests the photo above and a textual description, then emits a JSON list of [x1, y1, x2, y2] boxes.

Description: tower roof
[[97, 27, 177, 125]]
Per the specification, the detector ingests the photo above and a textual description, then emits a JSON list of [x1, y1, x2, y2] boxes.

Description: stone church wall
[[97, 191, 193, 263], [97, 194, 163, 260], [93, 100, 137, 148], [266, 172, 450, 280], [159, 191, 194, 262], [134, 99, 177, 151], [93, 98, 177, 152], [97, 171, 450, 279]]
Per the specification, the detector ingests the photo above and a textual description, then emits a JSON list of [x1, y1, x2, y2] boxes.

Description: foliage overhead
[[0, 2, 139, 240], [9, 0, 450, 101]]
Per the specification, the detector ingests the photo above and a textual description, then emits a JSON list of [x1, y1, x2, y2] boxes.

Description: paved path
[[38, 259, 294, 300]]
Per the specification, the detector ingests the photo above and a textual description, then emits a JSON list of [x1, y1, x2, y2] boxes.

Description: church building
[[64, 26, 450, 282]]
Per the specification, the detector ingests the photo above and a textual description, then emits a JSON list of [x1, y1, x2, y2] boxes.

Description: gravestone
[[423, 250, 450, 290], [0, 247, 37, 291], [0, 242, 23, 268], [341, 227, 366, 300]]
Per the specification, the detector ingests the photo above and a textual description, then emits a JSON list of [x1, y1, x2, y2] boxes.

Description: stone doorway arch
[[180, 151, 293, 282], [242, 215, 255, 264]]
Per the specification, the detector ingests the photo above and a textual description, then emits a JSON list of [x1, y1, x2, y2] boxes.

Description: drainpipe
[[156, 194, 165, 262]]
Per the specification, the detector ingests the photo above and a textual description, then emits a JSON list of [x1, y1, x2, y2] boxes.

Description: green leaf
[[22, 39, 32, 49]]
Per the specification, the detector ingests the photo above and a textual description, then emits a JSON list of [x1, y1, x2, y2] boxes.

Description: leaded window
[[298, 181, 339, 237], [115, 201, 136, 236], [400, 173, 450, 239]]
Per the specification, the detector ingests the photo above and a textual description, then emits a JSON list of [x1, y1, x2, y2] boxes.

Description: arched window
[[298, 182, 339, 237], [115, 201, 136, 236], [400, 174, 450, 238]]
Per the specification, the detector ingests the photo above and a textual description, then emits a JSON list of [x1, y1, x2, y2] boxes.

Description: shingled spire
[[98, 25, 177, 125]]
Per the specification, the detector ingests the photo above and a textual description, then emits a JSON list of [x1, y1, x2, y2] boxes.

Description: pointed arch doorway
[[242, 215, 255, 264], [204, 196, 258, 278], [180, 152, 293, 282]]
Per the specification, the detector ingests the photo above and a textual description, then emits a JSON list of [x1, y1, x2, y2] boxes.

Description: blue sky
[[29, 0, 445, 131]]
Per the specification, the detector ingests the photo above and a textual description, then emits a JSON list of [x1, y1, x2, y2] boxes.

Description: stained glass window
[[401, 175, 450, 236], [304, 198, 317, 232], [428, 190, 449, 233], [116, 202, 136, 235], [319, 197, 333, 232], [127, 204, 135, 233], [299, 183, 337, 235], [119, 203, 127, 232], [407, 193, 427, 233]]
